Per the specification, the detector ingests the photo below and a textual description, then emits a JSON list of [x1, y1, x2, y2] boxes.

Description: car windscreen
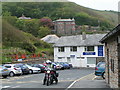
[[97, 63, 105, 67]]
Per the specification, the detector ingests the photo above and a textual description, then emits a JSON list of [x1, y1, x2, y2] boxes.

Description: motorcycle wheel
[[47, 78, 51, 86], [55, 78, 58, 84]]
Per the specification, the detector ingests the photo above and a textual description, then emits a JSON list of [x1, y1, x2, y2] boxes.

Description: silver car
[[0, 65, 10, 78], [4, 64, 22, 77]]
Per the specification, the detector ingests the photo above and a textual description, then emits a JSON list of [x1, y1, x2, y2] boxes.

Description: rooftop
[[54, 34, 106, 47], [55, 18, 75, 22], [100, 24, 120, 43], [41, 35, 59, 44]]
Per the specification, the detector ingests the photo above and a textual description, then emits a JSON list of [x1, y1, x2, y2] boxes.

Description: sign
[[98, 46, 103, 56], [83, 52, 95, 55], [70, 55, 75, 58]]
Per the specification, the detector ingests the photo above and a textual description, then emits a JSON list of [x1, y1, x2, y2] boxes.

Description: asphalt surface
[[1, 68, 111, 89]]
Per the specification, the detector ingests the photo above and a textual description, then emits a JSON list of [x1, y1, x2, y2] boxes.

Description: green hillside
[[2, 19, 52, 53], [2, 2, 118, 28]]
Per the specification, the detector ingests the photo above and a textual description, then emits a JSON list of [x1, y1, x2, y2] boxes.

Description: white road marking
[[92, 76, 97, 80], [11, 85, 20, 88], [2, 86, 11, 88], [65, 73, 94, 90], [67, 81, 77, 89]]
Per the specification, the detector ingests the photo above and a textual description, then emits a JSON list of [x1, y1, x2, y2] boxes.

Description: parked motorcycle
[[43, 68, 58, 86]]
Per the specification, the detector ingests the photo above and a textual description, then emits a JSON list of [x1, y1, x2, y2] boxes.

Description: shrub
[[21, 42, 36, 53]]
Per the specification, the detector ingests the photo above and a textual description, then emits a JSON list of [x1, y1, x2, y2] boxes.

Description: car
[[95, 62, 105, 78], [54, 62, 63, 70], [0, 65, 10, 78], [64, 62, 72, 68], [59, 62, 70, 69], [25, 64, 41, 74], [32, 64, 47, 73], [4, 64, 22, 77], [15, 64, 30, 74]]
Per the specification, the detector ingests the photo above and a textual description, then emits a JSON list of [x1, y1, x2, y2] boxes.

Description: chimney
[[82, 32, 86, 40]]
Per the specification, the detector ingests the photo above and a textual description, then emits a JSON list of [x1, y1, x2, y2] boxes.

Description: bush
[[21, 42, 36, 53]]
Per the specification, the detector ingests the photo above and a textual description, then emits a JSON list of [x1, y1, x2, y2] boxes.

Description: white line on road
[[2, 86, 11, 88], [65, 73, 94, 90], [67, 81, 77, 89], [92, 75, 97, 80], [11, 85, 20, 88]]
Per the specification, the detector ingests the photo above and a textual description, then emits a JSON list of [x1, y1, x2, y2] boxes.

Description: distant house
[[100, 24, 120, 88], [53, 18, 76, 36], [41, 35, 59, 44], [54, 33, 106, 67], [19, 14, 31, 19]]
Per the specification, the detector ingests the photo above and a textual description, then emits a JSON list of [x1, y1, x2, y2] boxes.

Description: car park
[[4, 64, 22, 77], [95, 62, 105, 78], [15, 64, 30, 74], [0, 65, 10, 78], [25, 64, 41, 74]]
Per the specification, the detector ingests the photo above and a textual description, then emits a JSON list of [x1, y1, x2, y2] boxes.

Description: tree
[[40, 17, 54, 29], [38, 26, 50, 38]]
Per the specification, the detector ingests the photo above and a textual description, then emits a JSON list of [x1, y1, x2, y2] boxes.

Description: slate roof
[[55, 18, 75, 22], [41, 35, 59, 44], [100, 24, 120, 43], [54, 34, 106, 47]]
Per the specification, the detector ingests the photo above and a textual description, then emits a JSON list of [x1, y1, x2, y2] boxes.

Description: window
[[97, 63, 105, 68], [4, 66, 11, 68], [111, 59, 114, 73], [58, 57, 65, 59], [70, 46, 77, 52], [58, 47, 65, 52], [85, 46, 94, 51]]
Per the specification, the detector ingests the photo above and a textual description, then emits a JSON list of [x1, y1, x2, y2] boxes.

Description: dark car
[[32, 64, 47, 73], [15, 64, 30, 74], [59, 62, 70, 69], [64, 62, 73, 68], [95, 62, 105, 78]]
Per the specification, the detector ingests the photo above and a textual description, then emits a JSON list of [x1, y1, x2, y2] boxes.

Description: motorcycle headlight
[[47, 70, 50, 73]]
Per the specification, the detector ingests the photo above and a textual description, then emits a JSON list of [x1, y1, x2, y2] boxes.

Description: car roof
[[4, 64, 16, 66]]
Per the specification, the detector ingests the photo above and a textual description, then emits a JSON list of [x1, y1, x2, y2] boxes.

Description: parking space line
[[92, 75, 97, 80], [65, 73, 94, 90]]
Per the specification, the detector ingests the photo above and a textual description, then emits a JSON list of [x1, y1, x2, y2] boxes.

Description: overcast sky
[[68, 0, 120, 11]]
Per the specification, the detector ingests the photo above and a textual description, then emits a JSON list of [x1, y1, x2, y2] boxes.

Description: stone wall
[[105, 36, 119, 88], [96, 57, 105, 64]]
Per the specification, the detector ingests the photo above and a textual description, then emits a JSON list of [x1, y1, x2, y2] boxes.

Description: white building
[[54, 34, 106, 67]]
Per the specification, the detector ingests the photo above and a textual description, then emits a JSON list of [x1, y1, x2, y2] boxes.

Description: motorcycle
[[43, 68, 58, 86]]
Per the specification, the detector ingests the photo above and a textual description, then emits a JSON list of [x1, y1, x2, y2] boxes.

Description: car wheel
[[2, 75, 8, 78], [29, 70, 33, 74], [9, 72, 14, 77], [102, 72, 105, 79]]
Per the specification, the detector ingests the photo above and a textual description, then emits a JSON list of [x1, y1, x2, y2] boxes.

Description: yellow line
[[66, 73, 94, 90], [76, 73, 94, 81], [92, 75, 97, 80]]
